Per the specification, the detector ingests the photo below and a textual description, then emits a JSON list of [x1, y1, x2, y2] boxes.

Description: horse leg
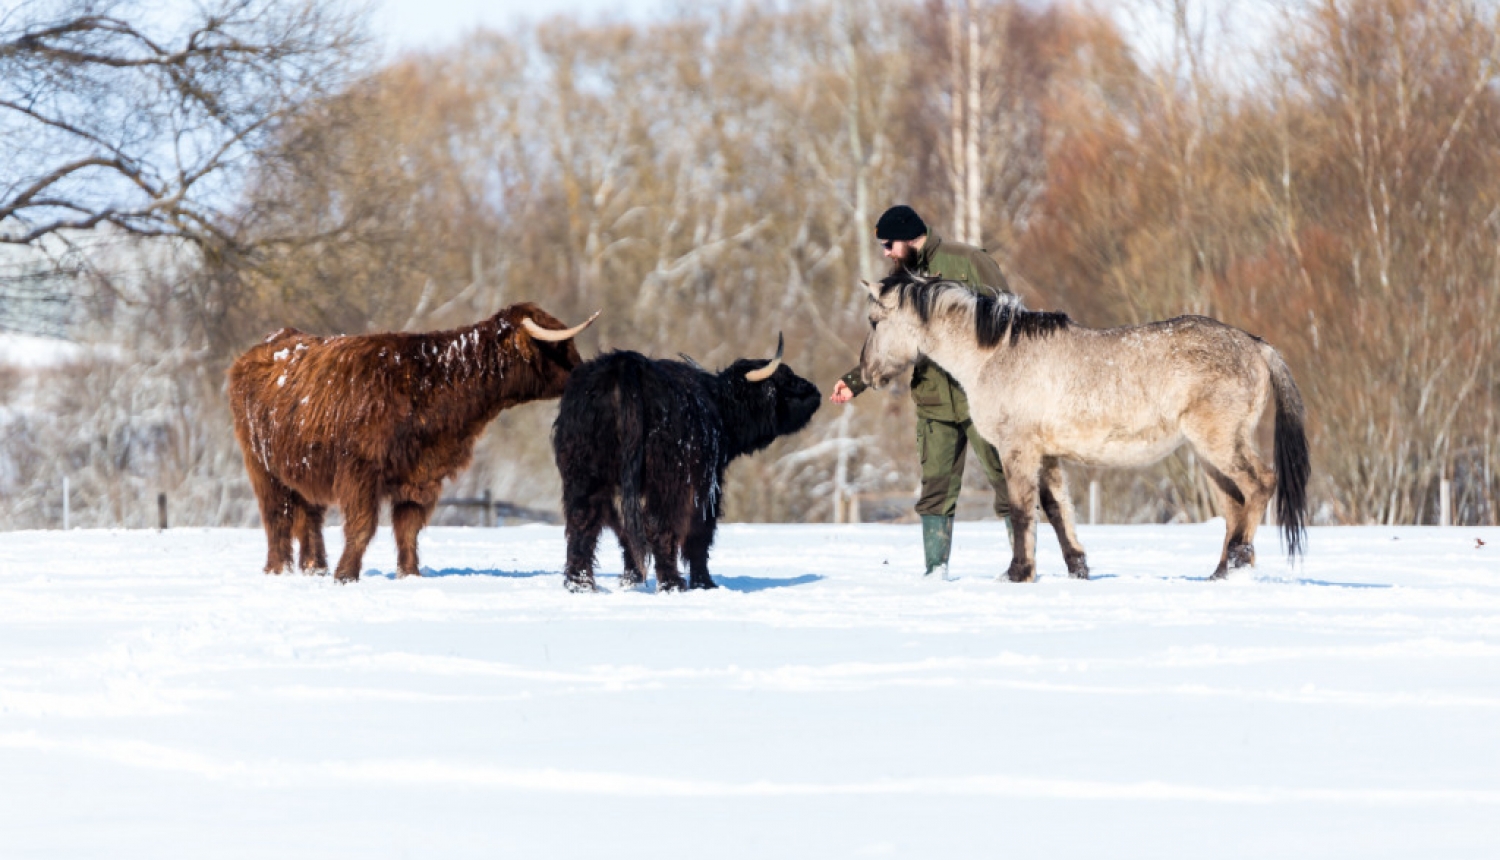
[[1233, 436, 1276, 554], [332, 485, 379, 584], [1038, 457, 1088, 579], [999, 449, 1042, 583], [1219, 439, 1277, 575], [295, 502, 329, 575], [1193, 431, 1272, 579], [965, 421, 1013, 537]]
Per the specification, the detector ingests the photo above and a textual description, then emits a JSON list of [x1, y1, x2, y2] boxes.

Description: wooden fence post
[[158, 493, 167, 530], [1440, 478, 1451, 527], [1088, 479, 1100, 526], [62, 476, 70, 530], [483, 489, 493, 528]]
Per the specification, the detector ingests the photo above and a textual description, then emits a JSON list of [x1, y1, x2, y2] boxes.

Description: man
[[831, 205, 1011, 580]]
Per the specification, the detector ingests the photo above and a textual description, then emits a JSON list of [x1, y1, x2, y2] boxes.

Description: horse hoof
[[689, 579, 719, 590], [397, 569, 422, 579], [563, 576, 598, 593], [1005, 565, 1036, 583], [657, 579, 687, 594], [1228, 544, 1256, 569], [1066, 556, 1090, 579]]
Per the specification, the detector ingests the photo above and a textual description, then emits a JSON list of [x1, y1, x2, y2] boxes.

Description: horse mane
[[878, 268, 1069, 348]]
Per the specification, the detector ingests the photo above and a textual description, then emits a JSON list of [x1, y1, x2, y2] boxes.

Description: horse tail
[[616, 360, 650, 576], [1265, 345, 1310, 560]]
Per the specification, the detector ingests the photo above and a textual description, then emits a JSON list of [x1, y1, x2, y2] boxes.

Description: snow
[[1, 521, 1497, 858]]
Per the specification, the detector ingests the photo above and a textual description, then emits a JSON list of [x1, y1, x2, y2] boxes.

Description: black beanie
[[875, 205, 927, 242]]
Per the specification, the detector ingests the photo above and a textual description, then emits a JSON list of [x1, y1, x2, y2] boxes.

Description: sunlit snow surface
[[1, 522, 1497, 858]]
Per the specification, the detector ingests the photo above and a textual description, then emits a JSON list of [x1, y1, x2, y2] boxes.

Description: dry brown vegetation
[[3, 0, 1497, 529]]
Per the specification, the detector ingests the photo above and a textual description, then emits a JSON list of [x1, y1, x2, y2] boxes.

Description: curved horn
[[522, 310, 600, 342], [678, 353, 706, 371], [744, 332, 784, 382]]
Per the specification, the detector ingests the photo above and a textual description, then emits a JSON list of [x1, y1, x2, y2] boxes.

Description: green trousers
[[915, 416, 1009, 519]]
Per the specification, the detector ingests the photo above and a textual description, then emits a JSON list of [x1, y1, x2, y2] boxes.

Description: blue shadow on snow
[[1279, 577, 1391, 589], [712, 574, 823, 592], [361, 567, 556, 580]]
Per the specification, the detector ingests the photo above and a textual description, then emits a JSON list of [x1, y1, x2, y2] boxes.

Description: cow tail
[[617, 361, 650, 575], [1265, 344, 1310, 560]]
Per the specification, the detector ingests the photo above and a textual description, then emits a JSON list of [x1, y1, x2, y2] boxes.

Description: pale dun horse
[[859, 270, 1310, 582]]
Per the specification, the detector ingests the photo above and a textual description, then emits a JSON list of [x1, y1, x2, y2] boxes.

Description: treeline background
[[2, 0, 1497, 529]]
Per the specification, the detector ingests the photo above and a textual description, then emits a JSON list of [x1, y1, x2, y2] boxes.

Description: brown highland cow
[[228, 303, 596, 582]]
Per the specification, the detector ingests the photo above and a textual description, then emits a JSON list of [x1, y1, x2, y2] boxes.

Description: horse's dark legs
[[1039, 457, 1088, 579], [1234, 439, 1277, 555], [1001, 451, 1042, 582], [1196, 435, 1274, 579]]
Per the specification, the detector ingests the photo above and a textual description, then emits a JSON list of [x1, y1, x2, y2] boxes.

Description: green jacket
[[843, 232, 1011, 421]]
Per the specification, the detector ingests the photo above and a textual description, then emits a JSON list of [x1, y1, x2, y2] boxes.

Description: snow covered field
[[1, 521, 1497, 858]]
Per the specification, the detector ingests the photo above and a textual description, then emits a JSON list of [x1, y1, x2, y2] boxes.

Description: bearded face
[[882, 238, 921, 270]]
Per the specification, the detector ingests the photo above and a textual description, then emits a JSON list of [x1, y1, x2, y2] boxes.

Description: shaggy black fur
[[551, 343, 821, 593], [879, 269, 1069, 348]]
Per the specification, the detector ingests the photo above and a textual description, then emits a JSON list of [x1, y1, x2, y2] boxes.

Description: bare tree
[[0, 0, 368, 250]]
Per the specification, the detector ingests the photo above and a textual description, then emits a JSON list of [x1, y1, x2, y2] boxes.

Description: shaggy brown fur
[[228, 303, 589, 582], [861, 271, 1310, 582]]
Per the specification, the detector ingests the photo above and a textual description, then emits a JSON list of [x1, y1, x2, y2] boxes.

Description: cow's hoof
[[563, 576, 598, 593], [1066, 555, 1090, 580]]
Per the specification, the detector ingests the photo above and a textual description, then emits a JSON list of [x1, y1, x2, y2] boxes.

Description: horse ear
[[862, 279, 879, 299]]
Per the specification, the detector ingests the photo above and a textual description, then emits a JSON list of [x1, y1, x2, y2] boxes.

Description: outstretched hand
[[830, 380, 854, 404]]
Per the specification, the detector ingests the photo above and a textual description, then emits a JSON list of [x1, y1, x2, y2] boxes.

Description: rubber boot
[[921, 515, 954, 580]]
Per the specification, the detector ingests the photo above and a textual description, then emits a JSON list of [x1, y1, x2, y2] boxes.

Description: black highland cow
[[552, 335, 821, 592]]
